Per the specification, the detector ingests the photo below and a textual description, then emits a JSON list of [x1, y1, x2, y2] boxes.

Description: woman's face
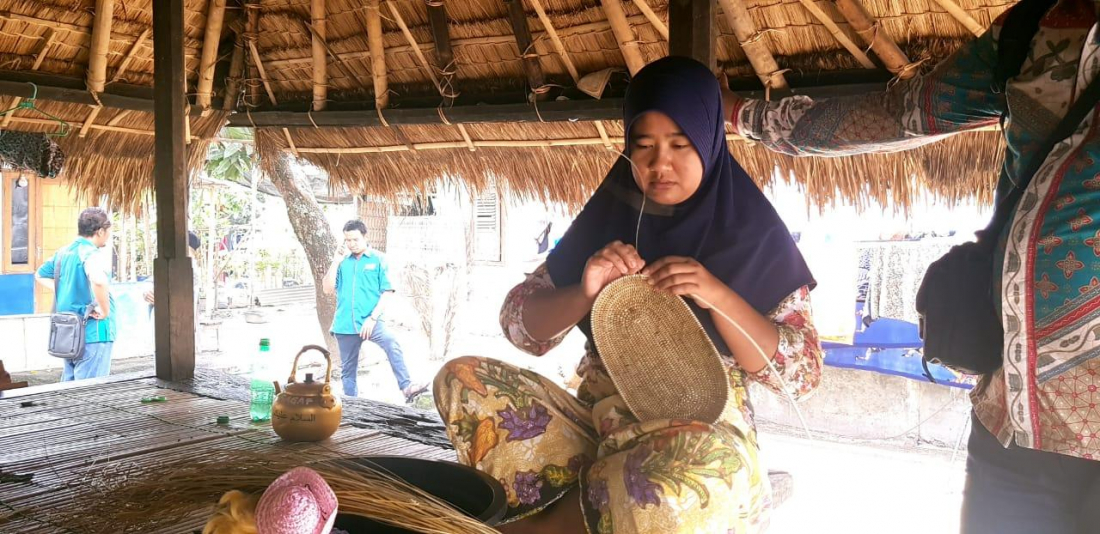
[[628, 111, 705, 206]]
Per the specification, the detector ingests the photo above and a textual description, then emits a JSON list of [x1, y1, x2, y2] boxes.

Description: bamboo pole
[[386, 1, 441, 92], [109, 28, 150, 84], [196, 0, 228, 109], [222, 30, 246, 111], [366, 0, 389, 108], [106, 109, 131, 126], [312, 0, 327, 111], [717, 0, 788, 91], [2, 29, 55, 129], [600, 0, 645, 75], [794, 0, 874, 68], [292, 132, 745, 154], [631, 0, 668, 40], [832, 0, 915, 79], [87, 0, 115, 94], [929, 0, 984, 37], [594, 120, 615, 151], [457, 123, 475, 151], [283, 127, 299, 156], [78, 106, 104, 137], [529, 0, 580, 83], [249, 40, 279, 105]]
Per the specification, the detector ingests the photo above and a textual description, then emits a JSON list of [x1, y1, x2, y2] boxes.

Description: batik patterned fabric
[[433, 263, 822, 533], [734, 0, 1100, 459]]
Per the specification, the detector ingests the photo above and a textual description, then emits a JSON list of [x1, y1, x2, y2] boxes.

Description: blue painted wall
[[0, 273, 35, 315]]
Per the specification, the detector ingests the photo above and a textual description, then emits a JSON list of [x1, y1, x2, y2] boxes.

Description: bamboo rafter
[[223, 30, 247, 112], [632, 0, 668, 40], [594, 120, 615, 150], [287, 132, 743, 154], [312, 0, 328, 111], [600, 0, 646, 75], [86, 0, 114, 95], [196, 0, 227, 110], [1, 28, 54, 129], [718, 0, 788, 92], [832, 0, 916, 79], [363, 0, 389, 109], [386, 1, 442, 95], [529, 0, 580, 83], [109, 28, 151, 84], [930, 0, 984, 37], [78, 106, 103, 137], [794, 0, 874, 68]]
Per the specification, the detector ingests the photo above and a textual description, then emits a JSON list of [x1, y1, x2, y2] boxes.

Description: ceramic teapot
[[271, 345, 342, 442]]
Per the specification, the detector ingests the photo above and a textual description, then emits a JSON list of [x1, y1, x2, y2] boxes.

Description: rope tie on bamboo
[[856, 21, 881, 55], [887, 58, 928, 87], [738, 28, 780, 47], [245, 108, 257, 129], [763, 69, 791, 101], [436, 107, 452, 126], [376, 107, 390, 128], [307, 110, 320, 129]]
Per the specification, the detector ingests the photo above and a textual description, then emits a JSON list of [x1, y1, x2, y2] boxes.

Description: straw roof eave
[[0, 0, 1016, 211]]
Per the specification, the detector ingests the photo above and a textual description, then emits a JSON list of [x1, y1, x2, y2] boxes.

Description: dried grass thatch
[[0, 0, 1017, 210]]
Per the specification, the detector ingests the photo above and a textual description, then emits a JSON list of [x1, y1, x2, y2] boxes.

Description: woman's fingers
[[596, 248, 630, 275], [606, 242, 644, 273], [641, 256, 692, 276]]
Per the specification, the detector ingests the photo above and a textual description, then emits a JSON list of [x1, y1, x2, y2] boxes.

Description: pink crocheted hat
[[255, 467, 338, 534]]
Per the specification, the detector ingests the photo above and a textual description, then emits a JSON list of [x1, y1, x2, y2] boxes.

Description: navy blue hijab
[[546, 56, 814, 354]]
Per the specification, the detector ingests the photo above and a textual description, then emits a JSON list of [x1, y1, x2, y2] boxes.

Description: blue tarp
[[821, 305, 974, 389]]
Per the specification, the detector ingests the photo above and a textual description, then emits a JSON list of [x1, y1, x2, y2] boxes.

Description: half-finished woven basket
[[591, 275, 729, 424]]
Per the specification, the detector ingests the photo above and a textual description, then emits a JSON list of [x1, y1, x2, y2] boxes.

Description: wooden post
[[505, 0, 547, 100], [669, 0, 716, 70], [716, 0, 788, 90], [196, 0, 227, 110], [366, 0, 389, 109], [312, 0, 327, 111], [152, 0, 196, 381], [832, 0, 915, 79], [87, 0, 114, 94], [600, 0, 646, 75]]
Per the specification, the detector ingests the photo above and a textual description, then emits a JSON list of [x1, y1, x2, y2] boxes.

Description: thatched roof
[[0, 0, 1015, 211]]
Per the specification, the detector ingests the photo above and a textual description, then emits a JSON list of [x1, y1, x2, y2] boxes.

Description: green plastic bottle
[[249, 338, 275, 422]]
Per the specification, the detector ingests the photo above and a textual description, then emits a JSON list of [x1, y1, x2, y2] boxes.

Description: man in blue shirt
[[35, 207, 116, 382], [323, 220, 426, 401]]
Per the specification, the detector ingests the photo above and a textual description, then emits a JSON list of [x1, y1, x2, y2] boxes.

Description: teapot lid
[[284, 374, 330, 396]]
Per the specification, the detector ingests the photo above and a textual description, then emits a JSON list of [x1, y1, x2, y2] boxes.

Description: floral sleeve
[[746, 286, 823, 399], [500, 263, 570, 356]]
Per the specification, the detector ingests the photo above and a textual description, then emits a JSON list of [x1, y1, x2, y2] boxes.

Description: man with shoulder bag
[[724, 0, 1100, 531], [35, 207, 116, 382]]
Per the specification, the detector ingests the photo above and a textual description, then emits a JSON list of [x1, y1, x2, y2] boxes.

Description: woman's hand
[[642, 256, 730, 309], [582, 241, 645, 299]]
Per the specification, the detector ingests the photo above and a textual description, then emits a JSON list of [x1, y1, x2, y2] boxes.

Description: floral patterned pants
[[433, 356, 768, 534]]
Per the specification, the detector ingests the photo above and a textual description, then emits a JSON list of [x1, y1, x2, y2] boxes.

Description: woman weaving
[[434, 57, 823, 533]]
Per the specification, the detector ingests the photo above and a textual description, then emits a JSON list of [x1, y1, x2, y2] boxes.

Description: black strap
[[51, 255, 60, 314], [981, 76, 1100, 245]]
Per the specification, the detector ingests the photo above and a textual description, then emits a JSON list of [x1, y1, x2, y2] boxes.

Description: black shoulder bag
[[915, 0, 1100, 379]]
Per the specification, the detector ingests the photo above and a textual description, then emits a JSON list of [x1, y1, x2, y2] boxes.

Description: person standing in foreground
[[35, 207, 116, 382], [724, 2, 1100, 532], [322, 220, 427, 402]]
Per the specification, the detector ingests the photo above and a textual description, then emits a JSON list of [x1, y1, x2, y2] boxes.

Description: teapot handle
[[288, 345, 333, 390]]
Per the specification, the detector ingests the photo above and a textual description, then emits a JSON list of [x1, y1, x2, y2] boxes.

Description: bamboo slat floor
[[0, 369, 456, 534]]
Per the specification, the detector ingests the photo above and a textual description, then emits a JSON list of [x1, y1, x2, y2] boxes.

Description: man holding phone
[[323, 220, 426, 402]]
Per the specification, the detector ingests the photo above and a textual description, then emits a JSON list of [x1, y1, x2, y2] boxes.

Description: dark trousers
[[333, 320, 410, 397], [961, 413, 1100, 534]]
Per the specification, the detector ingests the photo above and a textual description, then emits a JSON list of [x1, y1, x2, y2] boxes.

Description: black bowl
[[326, 456, 507, 533]]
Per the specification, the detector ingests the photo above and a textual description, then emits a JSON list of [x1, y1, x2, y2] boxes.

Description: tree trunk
[[266, 154, 339, 356]]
